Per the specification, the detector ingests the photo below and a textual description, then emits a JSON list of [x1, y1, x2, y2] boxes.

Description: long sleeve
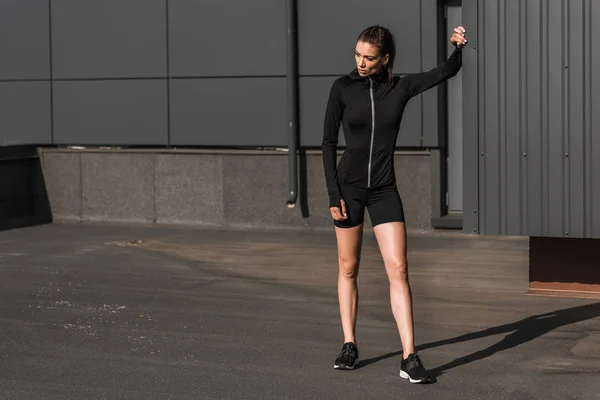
[[402, 46, 462, 98], [322, 79, 345, 208]]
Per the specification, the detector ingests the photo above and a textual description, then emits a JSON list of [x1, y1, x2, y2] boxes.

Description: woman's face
[[354, 41, 389, 77]]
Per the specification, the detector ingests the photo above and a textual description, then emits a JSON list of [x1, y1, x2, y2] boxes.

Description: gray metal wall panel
[[298, 0, 422, 75], [568, 0, 586, 238], [0, 0, 451, 151], [462, 0, 479, 234], [169, 78, 287, 147], [466, 0, 600, 238], [592, 0, 600, 237], [497, 0, 506, 234], [584, 0, 593, 237], [421, 89, 441, 147], [0, 82, 51, 146], [482, 0, 500, 234], [421, 0, 442, 148], [476, 0, 487, 234], [51, 0, 167, 79], [53, 80, 168, 145], [547, 0, 564, 237], [298, 77, 345, 148], [525, 0, 543, 236], [0, 0, 50, 80], [168, 0, 286, 77], [504, 0, 522, 235], [539, 0, 550, 236], [518, 0, 528, 236], [398, 97, 423, 148]]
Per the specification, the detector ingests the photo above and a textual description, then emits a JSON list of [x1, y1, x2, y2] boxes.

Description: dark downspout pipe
[[286, 0, 299, 208]]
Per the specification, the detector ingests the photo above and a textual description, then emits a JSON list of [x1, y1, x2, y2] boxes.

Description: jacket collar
[[349, 70, 388, 86]]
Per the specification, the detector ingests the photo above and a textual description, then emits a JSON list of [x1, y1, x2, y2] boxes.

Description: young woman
[[322, 25, 467, 383]]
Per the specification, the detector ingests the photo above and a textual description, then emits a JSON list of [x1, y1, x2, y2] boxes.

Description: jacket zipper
[[367, 77, 375, 188]]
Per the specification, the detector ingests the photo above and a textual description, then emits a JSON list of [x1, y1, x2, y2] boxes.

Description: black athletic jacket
[[322, 47, 462, 208]]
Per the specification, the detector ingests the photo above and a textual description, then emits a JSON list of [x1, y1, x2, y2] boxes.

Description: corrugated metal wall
[[0, 0, 447, 149], [463, 0, 600, 239]]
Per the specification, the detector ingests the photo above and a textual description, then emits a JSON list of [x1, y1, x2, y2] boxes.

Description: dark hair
[[351, 25, 396, 83]]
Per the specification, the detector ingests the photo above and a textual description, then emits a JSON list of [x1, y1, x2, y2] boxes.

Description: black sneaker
[[400, 353, 431, 383], [333, 342, 359, 370]]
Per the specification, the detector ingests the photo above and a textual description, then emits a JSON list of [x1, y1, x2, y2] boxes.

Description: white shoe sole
[[400, 370, 429, 383], [333, 359, 359, 370]]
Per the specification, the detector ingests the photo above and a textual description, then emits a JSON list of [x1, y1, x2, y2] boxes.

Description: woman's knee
[[338, 256, 359, 279], [386, 258, 408, 282]]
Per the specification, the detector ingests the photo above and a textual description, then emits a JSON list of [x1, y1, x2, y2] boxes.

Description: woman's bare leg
[[372, 221, 415, 357], [335, 224, 364, 344]]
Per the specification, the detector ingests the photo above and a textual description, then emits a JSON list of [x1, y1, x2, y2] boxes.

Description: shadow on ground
[[358, 302, 600, 381]]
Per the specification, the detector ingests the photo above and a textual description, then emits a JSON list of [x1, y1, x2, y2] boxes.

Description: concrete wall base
[[39, 147, 435, 232]]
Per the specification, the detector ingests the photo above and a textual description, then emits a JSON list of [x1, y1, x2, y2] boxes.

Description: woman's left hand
[[450, 26, 467, 48]]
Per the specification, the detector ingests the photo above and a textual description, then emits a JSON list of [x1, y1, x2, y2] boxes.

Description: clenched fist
[[450, 26, 467, 48]]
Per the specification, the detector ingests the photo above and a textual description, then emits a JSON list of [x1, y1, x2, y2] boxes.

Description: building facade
[[0, 0, 463, 232], [1, 0, 598, 296]]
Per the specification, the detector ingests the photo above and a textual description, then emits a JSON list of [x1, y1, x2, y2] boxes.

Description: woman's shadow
[[357, 302, 600, 381]]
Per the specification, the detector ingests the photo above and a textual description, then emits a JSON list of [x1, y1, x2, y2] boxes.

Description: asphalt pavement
[[1, 223, 598, 399]]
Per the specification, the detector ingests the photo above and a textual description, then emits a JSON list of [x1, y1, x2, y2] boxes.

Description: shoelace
[[406, 355, 423, 373], [342, 344, 355, 357]]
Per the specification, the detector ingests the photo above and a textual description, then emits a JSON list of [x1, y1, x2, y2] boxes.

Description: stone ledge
[[39, 149, 433, 231]]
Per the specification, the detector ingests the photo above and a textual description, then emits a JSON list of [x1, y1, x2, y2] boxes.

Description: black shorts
[[333, 184, 406, 229]]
